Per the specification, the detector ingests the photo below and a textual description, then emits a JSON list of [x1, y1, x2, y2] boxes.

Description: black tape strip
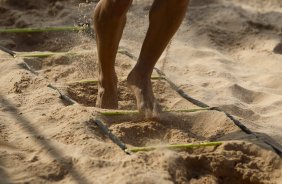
[[92, 119, 130, 154], [0, 45, 17, 57], [154, 67, 209, 108], [21, 62, 38, 75], [0, 46, 39, 75], [47, 84, 77, 105]]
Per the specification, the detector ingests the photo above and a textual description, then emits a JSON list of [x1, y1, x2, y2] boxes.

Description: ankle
[[98, 73, 117, 87], [129, 66, 152, 80], [98, 82, 117, 92]]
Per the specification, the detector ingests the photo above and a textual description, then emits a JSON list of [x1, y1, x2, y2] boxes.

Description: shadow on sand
[[0, 94, 91, 184]]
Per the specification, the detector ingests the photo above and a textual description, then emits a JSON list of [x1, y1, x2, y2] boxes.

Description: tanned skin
[[94, 0, 189, 119]]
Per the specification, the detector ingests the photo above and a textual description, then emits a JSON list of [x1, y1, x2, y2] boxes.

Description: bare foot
[[96, 74, 118, 109], [127, 68, 162, 119]]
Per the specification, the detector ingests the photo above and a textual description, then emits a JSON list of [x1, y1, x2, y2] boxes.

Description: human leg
[[127, 0, 189, 118], [94, 0, 132, 109]]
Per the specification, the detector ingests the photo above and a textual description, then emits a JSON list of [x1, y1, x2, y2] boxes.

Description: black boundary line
[[154, 67, 210, 108], [21, 62, 38, 75], [91, 118, 130, 154], [47, 84, 77, 105], [0, 46, 76, 105], [0, 45, 39, 74], [0, 45, 17, 57]]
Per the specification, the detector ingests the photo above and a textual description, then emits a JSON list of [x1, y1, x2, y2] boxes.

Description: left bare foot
[[96, 73, 118, 109]]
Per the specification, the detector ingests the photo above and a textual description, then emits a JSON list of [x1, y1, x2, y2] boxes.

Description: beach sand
[[0, 0, 281, 183]]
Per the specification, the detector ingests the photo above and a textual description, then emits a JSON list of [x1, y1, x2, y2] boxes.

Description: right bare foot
[[96, 75, 118, 109], [127, 68, 162, 119]]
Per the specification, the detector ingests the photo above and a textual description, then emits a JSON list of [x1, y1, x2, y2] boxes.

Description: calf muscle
[[94, 0, 131, 109]]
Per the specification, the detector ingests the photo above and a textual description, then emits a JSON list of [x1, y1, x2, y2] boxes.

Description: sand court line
[[2, 44, 281, 157], [126, 142, 223, 153], [98, 108, 212, 116], [0, 25, 89, 33], [66, 76, 163, 85]]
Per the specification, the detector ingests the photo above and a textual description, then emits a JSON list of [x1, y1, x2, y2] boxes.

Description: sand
[[0, 0, 282, 183]]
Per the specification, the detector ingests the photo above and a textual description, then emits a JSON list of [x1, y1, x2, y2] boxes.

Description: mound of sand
[[0, 0, 281, 183]]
